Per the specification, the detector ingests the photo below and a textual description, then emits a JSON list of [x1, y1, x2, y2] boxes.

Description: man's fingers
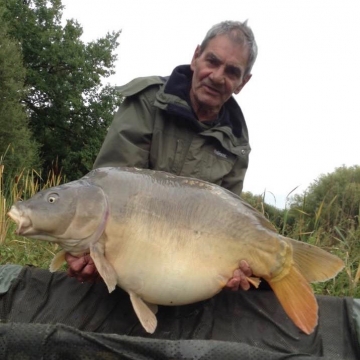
[[65, 252, 100, 283], [65, 254, 88, 273], [225, 260, 253, 291], [239, 260, 252, 277], [226, 277, 240, 291], [239, 274, 251, 291]]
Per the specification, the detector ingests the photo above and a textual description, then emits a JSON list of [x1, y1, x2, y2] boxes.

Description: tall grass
[[281, 193, 360, 298]]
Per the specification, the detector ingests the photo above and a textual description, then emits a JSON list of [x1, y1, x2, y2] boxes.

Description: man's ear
[[234, 74, 252, 94], [190, 45, 201, 71]]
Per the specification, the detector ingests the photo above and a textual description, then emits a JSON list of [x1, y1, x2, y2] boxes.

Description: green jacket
[[94, 65, 251, 196]]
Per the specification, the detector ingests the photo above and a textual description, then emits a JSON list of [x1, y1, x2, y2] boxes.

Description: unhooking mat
[[0, 265, 359, 359]]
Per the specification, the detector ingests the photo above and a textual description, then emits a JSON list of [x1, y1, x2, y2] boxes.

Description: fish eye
[[47, 193, 59, 204]]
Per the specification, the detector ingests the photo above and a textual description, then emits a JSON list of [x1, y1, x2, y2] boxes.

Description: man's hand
[[65, 253, 100, 283], [225, 260, 252, 291]]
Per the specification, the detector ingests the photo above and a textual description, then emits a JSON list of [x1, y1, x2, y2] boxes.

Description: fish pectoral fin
[[129, 291, 158, 334], [49, 249, 66, 272], [90, 243, 117, 293], [268, 266, 318, 335], [246, 276, 261, 289]]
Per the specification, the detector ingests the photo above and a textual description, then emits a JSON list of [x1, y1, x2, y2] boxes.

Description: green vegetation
[[241, 165, 360, 298], [0, 3, 40, 182], [1, 0, 122, 180], [1, 164, 360, 298]]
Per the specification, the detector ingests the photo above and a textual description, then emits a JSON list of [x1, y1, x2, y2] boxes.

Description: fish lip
[[7, 206, 33, 235]]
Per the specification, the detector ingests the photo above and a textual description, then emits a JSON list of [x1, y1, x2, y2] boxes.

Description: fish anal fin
[[129, 291, 158, 333], [49, 249, 66, 272], [246, 276, 261, 289], [90, 243, 117, 293], [289, 237, 345, 282], [268, 265, 318, 335]]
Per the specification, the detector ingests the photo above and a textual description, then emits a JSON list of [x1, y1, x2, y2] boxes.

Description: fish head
[[8, 180, 108, 249]]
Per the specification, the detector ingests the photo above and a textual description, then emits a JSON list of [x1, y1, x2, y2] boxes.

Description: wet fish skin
[[7, 167, 345, 335]]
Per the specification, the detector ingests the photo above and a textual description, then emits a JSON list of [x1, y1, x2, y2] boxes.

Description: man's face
[[190, 34, 252, 117]]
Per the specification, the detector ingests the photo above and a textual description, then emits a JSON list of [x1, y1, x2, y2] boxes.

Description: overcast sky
[[61, 0, 360, 208]]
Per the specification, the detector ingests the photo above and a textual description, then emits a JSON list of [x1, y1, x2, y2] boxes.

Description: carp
[[7, 167, 344, 335]]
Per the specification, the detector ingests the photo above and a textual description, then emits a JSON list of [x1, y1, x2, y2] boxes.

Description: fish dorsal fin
[[129, 291, 158, 334], [49, 249, 66, 272], [288, 237, 345, 282], [90, 242, 117, 293], [268, 265, 318, 335]]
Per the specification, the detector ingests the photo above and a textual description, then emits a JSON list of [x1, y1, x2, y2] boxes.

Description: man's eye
[[226, 68, 241, 79]]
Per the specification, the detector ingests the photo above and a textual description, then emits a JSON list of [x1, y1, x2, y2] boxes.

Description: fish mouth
[[7, 205, 34, 236]]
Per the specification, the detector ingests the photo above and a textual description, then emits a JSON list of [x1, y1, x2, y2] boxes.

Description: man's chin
[[190, 89, 223, 115], [197, 92, 222, 107]]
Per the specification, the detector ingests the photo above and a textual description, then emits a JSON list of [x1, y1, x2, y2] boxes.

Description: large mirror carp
[[8, 167, 344, 335]]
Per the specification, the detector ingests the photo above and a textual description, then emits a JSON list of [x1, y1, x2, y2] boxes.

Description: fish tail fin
[[288, 237, 345, 283], [268, 237, 345, 334], [268, 265, 318, 334]]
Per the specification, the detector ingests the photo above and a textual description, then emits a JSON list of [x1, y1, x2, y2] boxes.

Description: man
[[66, 20, 257, 291]]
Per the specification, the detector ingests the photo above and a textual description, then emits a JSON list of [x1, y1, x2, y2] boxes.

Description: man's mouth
[[202, 84, 221, 96]]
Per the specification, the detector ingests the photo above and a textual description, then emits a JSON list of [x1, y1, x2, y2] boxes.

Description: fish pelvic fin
[[90, 243, 117, 293], [129, 291, 158, 334], [288, 237, 345, 283], [49, 249, 66, 272], [268, 265, 318, 335]]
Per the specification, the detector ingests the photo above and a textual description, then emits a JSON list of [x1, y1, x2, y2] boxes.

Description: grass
[[0, 166, 359, 298]]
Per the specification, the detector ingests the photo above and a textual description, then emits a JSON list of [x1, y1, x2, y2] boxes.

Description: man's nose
[[209, 68, 225, 84]]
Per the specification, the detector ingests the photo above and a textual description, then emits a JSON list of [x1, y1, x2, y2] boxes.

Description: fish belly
[[118, 266, 229, 305], [104, 224, 236, 305]]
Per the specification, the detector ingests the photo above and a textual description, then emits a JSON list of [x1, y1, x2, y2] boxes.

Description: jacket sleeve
[[220, 157, 248, 196], [93, 92, 155, 169]]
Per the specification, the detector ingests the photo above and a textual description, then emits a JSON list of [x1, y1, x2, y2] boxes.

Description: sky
[[61, 0, 360, 208]]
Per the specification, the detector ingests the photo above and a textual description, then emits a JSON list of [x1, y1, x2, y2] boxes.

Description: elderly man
[[66, 20, 257, 291]]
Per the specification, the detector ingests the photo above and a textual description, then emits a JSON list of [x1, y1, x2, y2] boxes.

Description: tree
[[0, 0, 39, 180], [3, 0, 122, 179]]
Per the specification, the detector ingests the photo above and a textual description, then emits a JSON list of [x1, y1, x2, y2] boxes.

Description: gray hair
[[200, 20, 258, 77]]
